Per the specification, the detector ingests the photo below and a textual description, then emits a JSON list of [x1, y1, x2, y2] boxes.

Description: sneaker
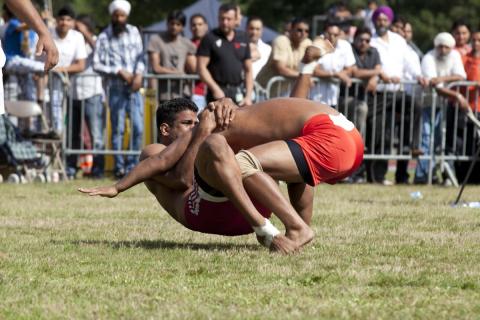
[[382, 179, 394, 186], [443, 178, 454, 187]]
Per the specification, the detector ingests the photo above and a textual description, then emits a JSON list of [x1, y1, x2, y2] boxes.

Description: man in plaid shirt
[[93, 0, 145, 178]]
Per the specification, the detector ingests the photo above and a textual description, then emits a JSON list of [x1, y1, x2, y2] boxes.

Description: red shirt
[[192, 38, 206, 96], [462, 53, 480, 111]]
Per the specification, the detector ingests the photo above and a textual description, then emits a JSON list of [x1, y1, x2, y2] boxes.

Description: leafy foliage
[[29, 0, 480, 51]]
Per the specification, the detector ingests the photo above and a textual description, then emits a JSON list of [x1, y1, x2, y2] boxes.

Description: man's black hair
[[56, 5, 76, 19], [354, 26, 372, 39], [219, 3, 237, 13], [190, 13, 207, 25], [291, 17, 309, 28], [247, 16, 263, 25], [156, 98, 198, 127], [324, 19, 340, 30], [451, 19, 471, 32], [167, 10, 186, 26]]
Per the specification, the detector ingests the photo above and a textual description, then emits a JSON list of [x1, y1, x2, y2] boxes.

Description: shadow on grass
[[53, 239, 261, 252]]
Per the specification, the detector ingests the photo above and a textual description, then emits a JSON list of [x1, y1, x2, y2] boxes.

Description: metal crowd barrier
[[265, 76, 480, 184], [5, 71, 480, 183]]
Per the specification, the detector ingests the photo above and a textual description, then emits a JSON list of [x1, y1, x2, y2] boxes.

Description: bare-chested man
[[80, 41, 364, 253]]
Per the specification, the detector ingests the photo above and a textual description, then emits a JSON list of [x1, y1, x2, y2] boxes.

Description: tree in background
[[24, 0, 480, 52]]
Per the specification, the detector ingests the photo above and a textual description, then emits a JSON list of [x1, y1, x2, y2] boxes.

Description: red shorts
[[184, 179, 271, 236], [292, 113, 364, 185]]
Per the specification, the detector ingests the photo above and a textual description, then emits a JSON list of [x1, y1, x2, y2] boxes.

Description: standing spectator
[[0, 0, 59, 116], [368, 5, 424, 184], [67, 14, 105, 179], [451, 19, 472, 58], [246, 16, 271, 80], [3, 5, 44, 76], [234, 4, 243, 29], [351, 27, 382, 136], [462, 31, 480, 113], [93, 0, 145, 179], [310, 22, 355, 107], [348, 27, 383, 182], [189, 13, 208, 110], [328, 1, 352, 21], [456, 31, 480, 182], [414, 32, 468, 184], [362, 0, 378, 35], [197, 3, 253, 105], [390, 16, 405, 38], [256, 17, 312, 94], [2, 4, 44, 133], [147, 10, 196, 101], [404, 21, 423, 60], [50, 5, 87, 137]]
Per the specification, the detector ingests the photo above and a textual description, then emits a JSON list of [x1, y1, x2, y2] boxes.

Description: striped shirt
[[93, 24, 145, 86]]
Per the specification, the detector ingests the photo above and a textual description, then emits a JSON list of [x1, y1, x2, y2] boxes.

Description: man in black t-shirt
[[197, 3, 253, 105]]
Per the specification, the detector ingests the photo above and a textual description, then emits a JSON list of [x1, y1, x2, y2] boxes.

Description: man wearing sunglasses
[[310, 22, 356, 119], [256, 18, 312, 95]]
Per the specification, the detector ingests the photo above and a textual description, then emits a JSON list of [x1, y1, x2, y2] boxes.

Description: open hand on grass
[[78, 185, 119, 198]]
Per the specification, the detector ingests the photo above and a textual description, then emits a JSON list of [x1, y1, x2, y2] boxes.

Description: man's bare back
[[219, 97, 338, 151]]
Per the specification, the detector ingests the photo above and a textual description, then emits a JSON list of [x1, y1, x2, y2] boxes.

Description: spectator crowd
[[2, 0, 480, 184]]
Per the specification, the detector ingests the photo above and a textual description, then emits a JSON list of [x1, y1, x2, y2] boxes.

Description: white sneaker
[[382, 179, 394, 186]]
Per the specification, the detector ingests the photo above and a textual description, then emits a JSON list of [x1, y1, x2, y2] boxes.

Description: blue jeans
[[108, 86, 143, 174], [50, 74, 66, 133], [415, 107, 442, 182], [66, 94, 105, 177]]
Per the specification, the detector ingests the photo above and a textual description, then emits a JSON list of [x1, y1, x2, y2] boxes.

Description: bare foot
[[262, 234, 297, 254], [285, 225, 314, 250]]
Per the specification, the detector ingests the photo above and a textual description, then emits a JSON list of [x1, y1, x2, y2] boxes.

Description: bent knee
[[199, 134, 229, 156]]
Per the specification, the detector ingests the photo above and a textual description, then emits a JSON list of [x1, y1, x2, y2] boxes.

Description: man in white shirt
[[66, 14, 105, 179], [310, 22, 355, 107], [246, 16, 271, 80], [414, 32, 469, 184], [367, 5, 425, 184], [50, 5, 87, 136]]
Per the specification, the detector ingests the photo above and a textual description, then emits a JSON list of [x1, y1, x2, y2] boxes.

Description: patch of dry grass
[[1, 181, 480, 319]]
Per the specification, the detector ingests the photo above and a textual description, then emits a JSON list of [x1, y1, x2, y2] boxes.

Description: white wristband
[[299, 61, 317, 75], [253, 219, 281, 248]]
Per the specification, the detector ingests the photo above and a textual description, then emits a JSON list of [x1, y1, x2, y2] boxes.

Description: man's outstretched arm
[[6, 0, 59, 71], [79, 105, 235, 197], [78, 130, 195, 197]]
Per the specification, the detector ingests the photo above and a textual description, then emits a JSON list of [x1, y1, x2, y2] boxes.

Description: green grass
[[1, 181, 480, 319]]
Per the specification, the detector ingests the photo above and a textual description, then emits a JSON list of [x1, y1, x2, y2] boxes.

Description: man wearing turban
[[367, 5, 425, 184], [414, 32, 469, 184], [93, 0, 145, 179]]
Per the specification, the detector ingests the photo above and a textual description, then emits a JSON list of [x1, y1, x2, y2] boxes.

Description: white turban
[[109, 0, 131, 16], [434, 32, 456, 48]]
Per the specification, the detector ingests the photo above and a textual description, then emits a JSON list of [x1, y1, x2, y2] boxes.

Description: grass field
[[1, 180, 480, 319]]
